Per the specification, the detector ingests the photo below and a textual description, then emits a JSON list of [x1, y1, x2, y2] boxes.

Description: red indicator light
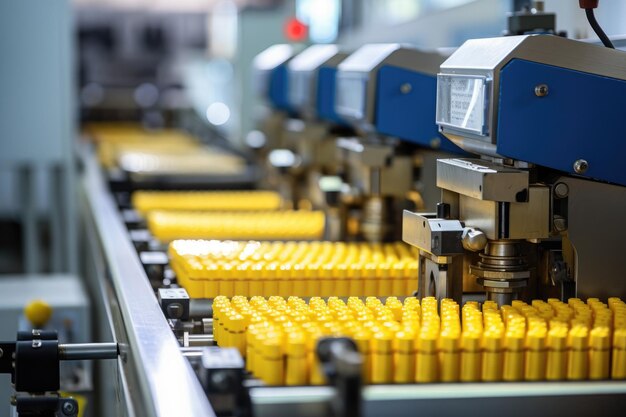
[[284, 17, 307, 42]]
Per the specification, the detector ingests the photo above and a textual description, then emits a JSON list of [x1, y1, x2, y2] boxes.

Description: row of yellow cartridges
[[147, 211, 325, 242], [212, 295, 626, 385], [170, 240, 419, 298], [132, 190, 285, 215]]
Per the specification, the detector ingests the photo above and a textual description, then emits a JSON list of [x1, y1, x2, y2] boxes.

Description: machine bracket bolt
[[553, 182, 569, 198], [62, 401, 76, 415], [0, 347, 3, 358], [534, 84, 548, 97], [573, 159, 588, 174], [553, 215, 568, 232], [400, 83, 412, 94]]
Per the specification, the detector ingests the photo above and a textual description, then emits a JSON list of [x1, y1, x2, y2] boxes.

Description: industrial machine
[[402, 34, 626, 305], [251, 44, 300, 155], [283, 44, 351, 239], [334, 44, 465, 243]]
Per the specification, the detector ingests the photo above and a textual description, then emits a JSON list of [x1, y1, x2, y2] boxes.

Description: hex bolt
[[400, 83, 412, 94], [573, 159, 589, 174], [553, 182, 569, 199], [534, 84, 549, 97], [553, 215, 568, 232], [62, 401, 76, 416]]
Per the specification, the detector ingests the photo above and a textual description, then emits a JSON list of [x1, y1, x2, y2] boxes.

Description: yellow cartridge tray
[[169, 240, 418, 298], [213, 295, 626, 386], [132, 190, 283, 215], [150, 211, 325, 243]]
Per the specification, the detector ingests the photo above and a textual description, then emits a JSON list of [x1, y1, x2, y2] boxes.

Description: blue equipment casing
[[497, 59, 626, 186], [317, 67, 346, 125], [269, 65, 293, 113], [376, 65, 464, 153]]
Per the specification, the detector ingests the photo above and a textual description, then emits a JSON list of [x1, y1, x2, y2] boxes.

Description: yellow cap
[[24, 299, 53, 328], [590, 327, 610, 350], [568, 326, 589, 350], [614, 329, 626, 349]]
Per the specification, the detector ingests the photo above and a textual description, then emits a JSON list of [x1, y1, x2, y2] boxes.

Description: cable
[[584, 8, 615, 49]]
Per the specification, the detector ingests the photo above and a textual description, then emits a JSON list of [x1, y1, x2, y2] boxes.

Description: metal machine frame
[[79, 145, 626, 416]]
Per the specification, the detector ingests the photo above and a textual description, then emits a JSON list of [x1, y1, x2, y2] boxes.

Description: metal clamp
[[317, 337, 363, 417]]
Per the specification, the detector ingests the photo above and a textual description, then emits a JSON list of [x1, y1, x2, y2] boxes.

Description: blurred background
[[1, 0, 626, 275]]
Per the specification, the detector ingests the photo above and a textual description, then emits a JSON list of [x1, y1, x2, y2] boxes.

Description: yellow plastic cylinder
[[219, 264, 235, 297], [439, 331, 460, 382], [567, 326, 589, 380], [263, 263, 279, 297], [394, 330, 416, 383], [377, 263, 392, 297], [612, 329, 626, 379], [363, 263, 378, 296], [234, 263, 249, 296], [525, 328, 547, 381], [277, 263, 292, 297], [460, 331, 482, 382], [305, 264, 321, 297], [286, 332, 308, 385], [348, 263, 364, 296], [320, 264, 334, 298], [262, 336, 284, 385], [335, 264, 349, 297], [416, 330, 439, 383], [589, 326, 610, 380], [371, 331, 393, 383], [546, 326, 568, 381], [229, 313, 246, 356], [482, 329, 503, 382], [249, 263, 265, 296], [353, 330, 372, 383], [503, 330, 525, 381]]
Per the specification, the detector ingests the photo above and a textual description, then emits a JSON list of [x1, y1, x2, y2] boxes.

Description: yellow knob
[[24, 299, 53, 328]]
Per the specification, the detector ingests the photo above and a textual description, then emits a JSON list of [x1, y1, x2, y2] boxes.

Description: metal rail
[[82, 150, 215, 417]]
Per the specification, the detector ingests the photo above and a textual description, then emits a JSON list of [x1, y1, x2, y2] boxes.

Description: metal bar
[[250, 381, 626, 417], [59, 343, 119, 360], [49, 165, 63, 272], [81, 150, 215, 417], [62, 156, 78, 275], [19, 165, 39, 274]]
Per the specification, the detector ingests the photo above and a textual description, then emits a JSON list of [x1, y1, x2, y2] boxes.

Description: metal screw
[[62, 401, 76, 415], [0, 347, 3, 358], [211, 371, 232, 391], [553, 182, 569, 199], [573, 159, 588, 174], [534, 84, 548, 97], [553, 215, 568, 232], [10, 396, 16, 406], [400, 83, 412, 94], [166, 303, 183, 319]]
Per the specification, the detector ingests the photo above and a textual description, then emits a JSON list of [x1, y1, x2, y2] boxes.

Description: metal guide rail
[[81, 148, 215, 417], [81, 146, 626, 417]]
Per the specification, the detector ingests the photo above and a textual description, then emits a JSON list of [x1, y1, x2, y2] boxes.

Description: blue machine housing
[[375, 65, 464, 153], [497, 59, 626, 186], [269, 65, 295, 113], [316, 66, 347, 126]]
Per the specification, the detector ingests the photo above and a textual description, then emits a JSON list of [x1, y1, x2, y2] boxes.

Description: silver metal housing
[[437, 34, 626, 156], [287, 44, 348, 119], [336, 43, 452, 129]]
